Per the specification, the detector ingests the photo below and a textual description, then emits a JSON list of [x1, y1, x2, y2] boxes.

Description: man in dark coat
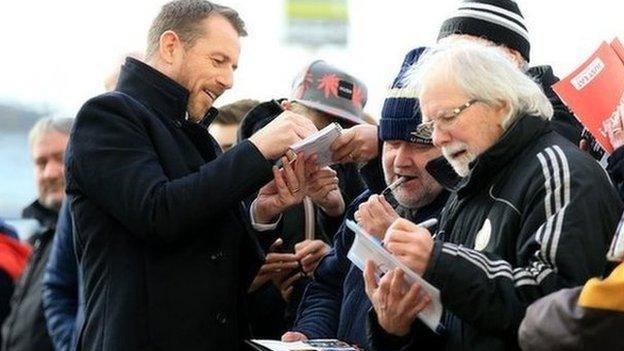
[[64, 1, 316, 350], [2, 117, 73, 351]]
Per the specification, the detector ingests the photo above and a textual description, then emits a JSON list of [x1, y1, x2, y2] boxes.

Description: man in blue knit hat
[[280, 47, 449, 348]]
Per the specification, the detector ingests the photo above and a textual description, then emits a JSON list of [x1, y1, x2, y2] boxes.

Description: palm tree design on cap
[[318, 74, 340, 98], [352, 86, 363, 108], [294, 71, 314, 99]]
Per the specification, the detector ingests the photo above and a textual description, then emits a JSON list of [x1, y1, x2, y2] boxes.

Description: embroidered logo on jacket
[[474, 218, 492, 251]]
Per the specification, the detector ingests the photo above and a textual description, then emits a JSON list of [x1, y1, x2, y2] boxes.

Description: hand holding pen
[[383, 217, 439, 275], [354, 194, 400, 240]]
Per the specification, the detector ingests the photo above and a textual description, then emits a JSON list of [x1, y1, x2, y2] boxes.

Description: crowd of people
[[1, 0, 623, 350]]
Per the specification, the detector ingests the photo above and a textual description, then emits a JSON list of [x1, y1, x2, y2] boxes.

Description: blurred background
[[1, 0, 622, 217]]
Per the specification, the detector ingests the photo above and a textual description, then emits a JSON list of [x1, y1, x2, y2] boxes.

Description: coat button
[[216, 312, 227, 325], [173, 120, 182, 128], [210, 251, 224, 262]]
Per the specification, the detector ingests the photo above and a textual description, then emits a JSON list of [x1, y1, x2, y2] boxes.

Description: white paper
[[346, 220, 443, 331], [289, 122, 342, 167], [249, 339, 356, 351]]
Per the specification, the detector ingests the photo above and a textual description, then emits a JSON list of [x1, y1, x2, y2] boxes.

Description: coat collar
[[427, 114, 552, 195], [116, 57, 218, 126], [21, 200, 58, 234]]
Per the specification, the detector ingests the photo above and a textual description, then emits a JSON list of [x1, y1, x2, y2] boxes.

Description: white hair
[[406, 41, 553, 130], [28, 117, 74, 148]]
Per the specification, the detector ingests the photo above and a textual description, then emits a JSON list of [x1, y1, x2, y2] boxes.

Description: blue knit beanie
[[379, 47, 432, 144]]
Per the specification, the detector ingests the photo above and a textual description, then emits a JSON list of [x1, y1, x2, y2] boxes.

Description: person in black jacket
[[2, 117, 73, 351], [64, 1, 317, 350], [364, 42, 623, 351], [240, 61, 369, 338]]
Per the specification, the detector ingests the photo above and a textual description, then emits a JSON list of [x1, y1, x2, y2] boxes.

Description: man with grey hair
[[363, 42, 623, 351], [2, 117, 73, 351], [65, 0, 316, 350]]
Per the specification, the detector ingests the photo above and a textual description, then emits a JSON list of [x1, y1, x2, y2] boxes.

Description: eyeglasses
[[416, 99, 481, 135]]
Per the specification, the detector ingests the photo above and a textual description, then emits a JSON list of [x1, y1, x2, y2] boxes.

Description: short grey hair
[[28, 117, 74, 148], [146, 0, 247, 60], [407, 41, 553, 130]]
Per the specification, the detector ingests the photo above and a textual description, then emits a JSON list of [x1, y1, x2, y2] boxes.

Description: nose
[[394, 143, 413, 169], [216, 68, 234, 90], [432, 126, 451, 148], [43, 159, 64, 180]]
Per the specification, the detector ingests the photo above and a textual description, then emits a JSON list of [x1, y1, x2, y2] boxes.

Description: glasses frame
[[417, 99, 481, 135]]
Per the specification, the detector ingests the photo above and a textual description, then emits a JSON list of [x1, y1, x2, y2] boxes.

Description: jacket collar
[[21, 200, 58, 233], [116, 57, 218, 126], [427, 114, 551, 194]]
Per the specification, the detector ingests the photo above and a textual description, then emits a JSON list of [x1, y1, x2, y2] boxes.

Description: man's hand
[[294, 239, 330, 274], [272, 269, 305, 302], [331, 124, 379, 164], [383, 218, 434, 275], [249, 111, 317, 160], [281, 331, 309, 342], [354, 194, 399, 239], [253, 154, 307, 224], [363, 262, 431, 337], [608, 114, 624, 150], [305, 160, 345, 217], [249, 239, 300, 293]]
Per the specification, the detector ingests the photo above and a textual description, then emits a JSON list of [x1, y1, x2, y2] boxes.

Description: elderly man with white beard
[[363, 42, 623, 351]]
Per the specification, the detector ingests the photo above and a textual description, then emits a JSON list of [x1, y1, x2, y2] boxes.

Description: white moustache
[[442, 142, 468, 160]]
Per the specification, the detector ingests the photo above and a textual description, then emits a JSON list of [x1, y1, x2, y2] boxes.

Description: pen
[[381, 176, 407, 197], [377, 218, 439, 247], [417, 218, 438, 229], [417, 218, 440, 239]]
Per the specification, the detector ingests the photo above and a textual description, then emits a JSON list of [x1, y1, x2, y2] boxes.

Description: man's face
[[420, 76, 507, 177], [209, 122, 238, 151], [31, 131, 69, 211], [173, 15, 241, 121], [382, 140, 443, 208]]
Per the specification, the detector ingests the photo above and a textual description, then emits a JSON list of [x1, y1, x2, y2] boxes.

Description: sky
[[1, 0, 623, 118]]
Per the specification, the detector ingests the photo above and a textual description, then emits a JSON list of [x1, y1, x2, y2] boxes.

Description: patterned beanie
[[438, 0, 530, 62], [379, 47, 432, 144]]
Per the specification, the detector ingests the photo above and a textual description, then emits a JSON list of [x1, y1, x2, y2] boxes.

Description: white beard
[[442, 142, 477, 177]]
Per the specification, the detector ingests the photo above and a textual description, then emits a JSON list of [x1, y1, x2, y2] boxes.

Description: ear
[[495, 99, 510, 114], [158, 30, 183, 65], [494, 100, 511, 127]]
